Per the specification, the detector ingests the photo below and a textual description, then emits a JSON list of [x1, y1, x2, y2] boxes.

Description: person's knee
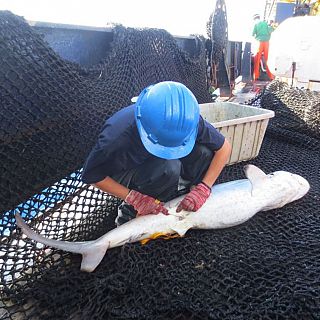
[[159, 160, 181, 185], [193, 145, 213, 163], [132, 159, 180, 200], [181, 145, 213, 184]]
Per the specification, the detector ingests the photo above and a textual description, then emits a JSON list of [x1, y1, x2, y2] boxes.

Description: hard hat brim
[[137, 123, 198, 160]]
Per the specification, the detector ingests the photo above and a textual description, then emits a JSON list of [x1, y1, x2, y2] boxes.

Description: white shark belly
[[190, 179, 265, 229], [165, 179, 265, 235]]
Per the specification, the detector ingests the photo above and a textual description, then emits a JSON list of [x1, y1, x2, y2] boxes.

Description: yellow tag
[[154, 199, 160, 204], [140, 232, 181, 245]]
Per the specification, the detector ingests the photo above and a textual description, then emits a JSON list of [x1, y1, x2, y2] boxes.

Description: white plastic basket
[[199, 102, 275, 165]]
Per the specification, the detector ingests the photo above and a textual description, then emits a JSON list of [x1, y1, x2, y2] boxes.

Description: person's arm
[[202, 138, 231, 188], [176, 139, 231, 213], [268, 25, 274, 35], [252, 25, 257, 38], [94, 177, 169, 216], [94, 176, 130, 200]]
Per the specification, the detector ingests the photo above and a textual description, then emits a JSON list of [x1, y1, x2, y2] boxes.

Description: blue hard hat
[[135, 81, 200, 160]]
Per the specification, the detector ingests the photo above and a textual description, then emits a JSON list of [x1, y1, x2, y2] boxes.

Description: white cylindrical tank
[[268, 16, 320, 90]]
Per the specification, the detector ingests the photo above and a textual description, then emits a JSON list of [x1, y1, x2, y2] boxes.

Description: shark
[[15, 165, 310, 272]]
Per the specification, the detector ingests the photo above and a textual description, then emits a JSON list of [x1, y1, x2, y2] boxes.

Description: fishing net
[[1, 10, 320, 320], [206, 0, 229, 91], [210, 0, 228, 65]]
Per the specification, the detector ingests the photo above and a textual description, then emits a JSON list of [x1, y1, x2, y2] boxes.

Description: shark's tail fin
[[15, 213, 109, 272], [79, 241, 109, 272]]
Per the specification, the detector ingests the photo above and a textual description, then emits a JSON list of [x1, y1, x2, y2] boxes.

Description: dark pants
[[112, 144, 213, 202]]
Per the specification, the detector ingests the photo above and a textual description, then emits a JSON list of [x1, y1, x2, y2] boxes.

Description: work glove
[[176, 182, 211, 213], [125, 190, 169, 216]]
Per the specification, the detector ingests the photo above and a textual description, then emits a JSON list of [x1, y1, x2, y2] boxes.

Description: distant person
[[252, 14, 274, 81], [82, 81, 231, 225]]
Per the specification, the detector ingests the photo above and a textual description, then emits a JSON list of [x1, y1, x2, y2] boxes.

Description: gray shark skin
[[15, 165, 310, 272]]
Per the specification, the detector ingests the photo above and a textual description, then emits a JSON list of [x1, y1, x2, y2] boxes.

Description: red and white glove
[[176, 182, 211, 213], [125, 190, 169, 216]]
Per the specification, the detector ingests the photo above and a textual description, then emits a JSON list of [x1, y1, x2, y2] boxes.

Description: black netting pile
[[248, 81, 320, 143], [206, 0, 228, 61], [206, 0, 228, 89], [210, 0, 228, 65], [1, 10, 320, 320]]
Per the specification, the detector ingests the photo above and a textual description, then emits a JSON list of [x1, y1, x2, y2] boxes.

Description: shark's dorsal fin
[[244, 165, 267, 193]]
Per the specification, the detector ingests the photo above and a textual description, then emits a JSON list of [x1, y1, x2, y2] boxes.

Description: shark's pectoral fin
[[244, 165, 268, 195], [80, 242, 110, 272], [171, 219, 193, 237]]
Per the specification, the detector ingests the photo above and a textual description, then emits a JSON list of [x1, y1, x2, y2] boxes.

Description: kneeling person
[[82, 81, 231, 224]]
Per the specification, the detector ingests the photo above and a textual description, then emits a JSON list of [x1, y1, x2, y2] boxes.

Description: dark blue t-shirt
[[82, 104, 225, 184]]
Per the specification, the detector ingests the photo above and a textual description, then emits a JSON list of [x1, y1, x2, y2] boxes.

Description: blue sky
[[0, 0, 266, 41]]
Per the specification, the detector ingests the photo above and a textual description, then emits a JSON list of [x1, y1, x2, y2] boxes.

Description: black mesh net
[[210, 0, 228, 65], [1, 10, 320, 320], [206, 0, 228, 90]]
